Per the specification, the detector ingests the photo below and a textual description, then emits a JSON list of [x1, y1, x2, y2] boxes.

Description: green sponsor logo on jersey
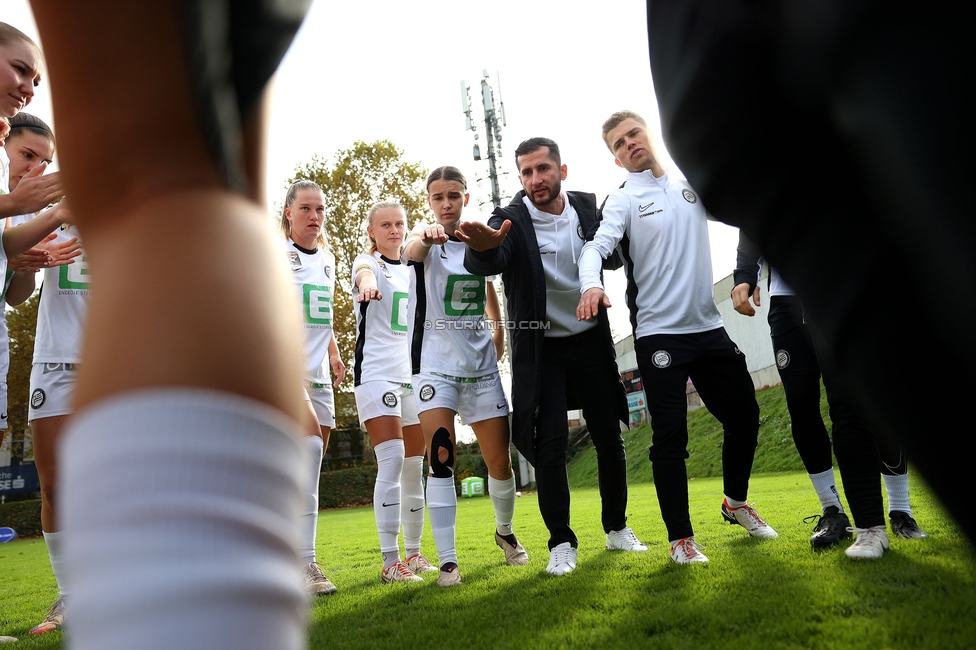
[[304, 284, 332, 324], [59, 255, 91, 289], [392, 291, 408, 332], [444, 275, 485, 316]]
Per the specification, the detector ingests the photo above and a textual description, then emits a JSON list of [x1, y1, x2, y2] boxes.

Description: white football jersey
[[580, 170, 723, 337], [406, 236, 496, 378], [0, 147, 9, 197], [0, 272, 9, 384], [0, 214, 32, 383], [285, 238, 336, 384], [352, 252, 411, 385], [34, 224, 89, 364]]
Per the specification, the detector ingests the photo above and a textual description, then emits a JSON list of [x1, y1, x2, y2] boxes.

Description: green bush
[[319, 465, 376, 510], [0, 498, 42, 539]]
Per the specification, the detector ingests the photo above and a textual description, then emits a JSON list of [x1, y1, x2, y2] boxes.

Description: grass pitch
[[5, 471, 970, 649]]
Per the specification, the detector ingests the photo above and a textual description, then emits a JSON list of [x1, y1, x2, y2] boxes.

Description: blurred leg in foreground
[[30, 1, 313, 647]]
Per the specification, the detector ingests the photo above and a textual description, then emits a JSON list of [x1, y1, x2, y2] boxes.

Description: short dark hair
[[514, 137, 560, 168], [426, 166, 467, 191]]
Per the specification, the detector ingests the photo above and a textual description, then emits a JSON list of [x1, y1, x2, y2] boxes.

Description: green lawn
[[3, 472, 973, 649]]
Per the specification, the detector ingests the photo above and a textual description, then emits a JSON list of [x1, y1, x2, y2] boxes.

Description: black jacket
[[463, 190, 627, 463], [732, 230, 764, 295]]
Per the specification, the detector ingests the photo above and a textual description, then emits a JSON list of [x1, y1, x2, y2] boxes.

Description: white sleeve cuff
[[578, 244, 605, 293]]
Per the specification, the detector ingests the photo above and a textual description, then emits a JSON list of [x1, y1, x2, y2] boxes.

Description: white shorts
[[303, 380, 336, 429], [0, 382, 7, 430], [29, 362, 78, 423], [413, 371, 508, 426], [354, 381, 420, 427]]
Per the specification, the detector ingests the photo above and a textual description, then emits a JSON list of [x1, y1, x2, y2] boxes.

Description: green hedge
[[0, 498, 42, 539], [318, 447, 521, 510], [319, 465, 376, 510], [0, 452, 513, 528]]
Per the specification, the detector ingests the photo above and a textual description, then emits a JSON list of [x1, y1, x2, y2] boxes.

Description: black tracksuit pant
[[534, 326, 630, 550], [636, 327, 759, 541]]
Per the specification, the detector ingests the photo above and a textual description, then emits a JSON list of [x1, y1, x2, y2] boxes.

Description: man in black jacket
[[458, 137, 645, 577]]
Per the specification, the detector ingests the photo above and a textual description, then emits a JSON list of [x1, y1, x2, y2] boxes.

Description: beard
[[530, 179, 562, 208]]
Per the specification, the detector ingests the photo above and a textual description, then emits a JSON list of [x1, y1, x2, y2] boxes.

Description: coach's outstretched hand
[[456, 219, 511, 251]]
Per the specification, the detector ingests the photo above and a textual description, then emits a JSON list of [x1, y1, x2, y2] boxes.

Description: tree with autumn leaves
[[4, 293, 38, 464]]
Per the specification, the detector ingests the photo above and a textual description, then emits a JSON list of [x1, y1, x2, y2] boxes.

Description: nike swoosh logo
[[382, 502, 399, 507], [0, 413, 6, 420], [638, 203, 654, 211], [496, 403, 507, 410], [410, 507, 423, 512]]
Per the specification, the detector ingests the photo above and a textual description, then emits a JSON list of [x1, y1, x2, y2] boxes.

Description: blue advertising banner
[[0, 464, 39, 496]]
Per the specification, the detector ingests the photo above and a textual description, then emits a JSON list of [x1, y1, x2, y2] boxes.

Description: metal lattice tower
[[461, 70, 507, 209]]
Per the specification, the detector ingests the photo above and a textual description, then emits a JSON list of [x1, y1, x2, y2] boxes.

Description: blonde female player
[[403, 165, 528, 587], [353, 201, 435, 583], [27, 3, 314, 647], [281, 179, 345, 596]]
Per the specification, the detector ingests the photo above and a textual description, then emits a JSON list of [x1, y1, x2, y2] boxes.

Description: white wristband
[[420, 239, 433, 248]]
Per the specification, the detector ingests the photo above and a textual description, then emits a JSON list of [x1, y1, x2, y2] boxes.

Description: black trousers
[[636, 327, 759, 541], [773, 296, 906, 527], [534, 327, 629, 550], [768, 296, 833, 475]]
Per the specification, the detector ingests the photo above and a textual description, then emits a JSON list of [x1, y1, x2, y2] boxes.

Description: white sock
[[724, 496, 747, 508], [373, 439, 404, 563], [883, 473, 912, 515], [425, 476, 458, 567], [299, 435, 324, 564], [400, 455, 425, 555], [487, 474, 516, 536], [61, 389, 306, 650], [43, 530, 67, 598], [809, 468, 844, 512]]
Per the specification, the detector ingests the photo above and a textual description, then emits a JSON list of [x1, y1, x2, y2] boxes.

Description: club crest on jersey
[[652, 350, 671, 368], [324, 265, 332, 279], [31, 389, 46, 409], [682, 189, 697, 204], [776, 349, 790, 369], [287, 251, 302, 271], [419, 384, 435, 402], [382, 391, 398, 408]]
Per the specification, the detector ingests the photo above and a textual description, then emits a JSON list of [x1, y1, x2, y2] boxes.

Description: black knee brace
[[429, 427, 455, 478]]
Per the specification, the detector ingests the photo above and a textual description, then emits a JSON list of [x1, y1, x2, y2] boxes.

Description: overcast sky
[[5, 0, 741, 340]]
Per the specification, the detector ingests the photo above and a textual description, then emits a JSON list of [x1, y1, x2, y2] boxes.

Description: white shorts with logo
[[303, 380, 336, 429], [29, 362, 78, 423], [412, 371, 509, 426], [354, 381, 420, 428]]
